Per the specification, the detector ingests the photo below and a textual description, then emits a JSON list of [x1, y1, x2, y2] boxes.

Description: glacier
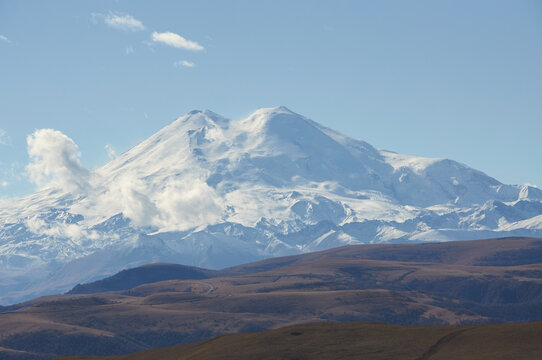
[[1, 106, 541, 304]]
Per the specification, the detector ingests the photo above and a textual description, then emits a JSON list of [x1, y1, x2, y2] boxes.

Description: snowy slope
[[0, 106, 541, 304]]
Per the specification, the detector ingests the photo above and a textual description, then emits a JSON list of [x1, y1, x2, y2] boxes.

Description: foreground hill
[[2, 237, 542, 359], [56, 321, 542, 360], [1, 107, 542, 304]]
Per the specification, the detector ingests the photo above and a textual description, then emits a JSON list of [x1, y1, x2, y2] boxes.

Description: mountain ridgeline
[[1, 106, 541, 304]]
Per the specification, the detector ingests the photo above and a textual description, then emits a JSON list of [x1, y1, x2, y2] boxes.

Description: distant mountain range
[[1, 106, 541, 304]]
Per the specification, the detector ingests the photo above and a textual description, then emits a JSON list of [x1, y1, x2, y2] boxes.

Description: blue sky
[[1, 0, 541, 198]]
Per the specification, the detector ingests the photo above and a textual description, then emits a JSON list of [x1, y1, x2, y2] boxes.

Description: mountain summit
[[1, 107, 541, 303]]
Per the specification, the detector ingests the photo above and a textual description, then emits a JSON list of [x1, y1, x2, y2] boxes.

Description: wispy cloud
[[0, 35, 10, 43], [174, 60, 195, 68], [125, 46, 134, 54], [105, 12, 144, 31], [105, 144, 117, 159], [0, 129, 10, 145], [92, 12, 145, 32], [152, 32, 204, 51]]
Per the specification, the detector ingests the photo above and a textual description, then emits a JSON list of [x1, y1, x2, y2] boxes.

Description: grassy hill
[[56, 321, 542, 360], [2, 237, 542, 359]]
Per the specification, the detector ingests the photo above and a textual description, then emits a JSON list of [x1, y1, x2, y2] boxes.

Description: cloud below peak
[[152, 32, 204, 51], [26, 129, 90, 193]]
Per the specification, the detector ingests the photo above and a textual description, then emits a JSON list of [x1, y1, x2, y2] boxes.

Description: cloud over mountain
[[1, 107, 541, 304], [26, 129, 90, 193]]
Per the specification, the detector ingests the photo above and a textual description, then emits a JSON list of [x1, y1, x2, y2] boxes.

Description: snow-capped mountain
[[1, 106, 541, 304]]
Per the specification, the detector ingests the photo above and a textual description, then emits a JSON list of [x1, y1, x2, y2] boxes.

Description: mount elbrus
[[1, 107, 541, 304]]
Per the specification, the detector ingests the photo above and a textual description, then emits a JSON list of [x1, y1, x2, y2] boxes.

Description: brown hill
[[68, 263, 216, 295], [56, 321, 542, 360], [1, 237, 542, 359], [67, 236, 542, 294]]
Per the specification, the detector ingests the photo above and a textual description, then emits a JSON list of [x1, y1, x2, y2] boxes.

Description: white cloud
[[173, 60, 195, 68], [0, 129, 9, 145], [23, 215, 100, 242], [1, 181, 8, 188], [152, 32, 204, 51], [99, 175, 159, 227], [104, 12, 145, 31], [142, 40, 156, 53], [89, 176, 224, 231], [92, 12, 144, 32], [125, 46, 134, 54], [26, 129, 90, 193], [0, 35, 10, 43], [105, 144, 117, 159], [154, 178, 224, 231]]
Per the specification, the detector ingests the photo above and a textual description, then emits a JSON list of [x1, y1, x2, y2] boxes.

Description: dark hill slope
[[56, 321, 542, 360], [68, 264, 216, 294]]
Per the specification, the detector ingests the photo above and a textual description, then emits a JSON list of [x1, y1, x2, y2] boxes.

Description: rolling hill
[[55, 321, 542, 360], [2, 237, 542, 359]]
